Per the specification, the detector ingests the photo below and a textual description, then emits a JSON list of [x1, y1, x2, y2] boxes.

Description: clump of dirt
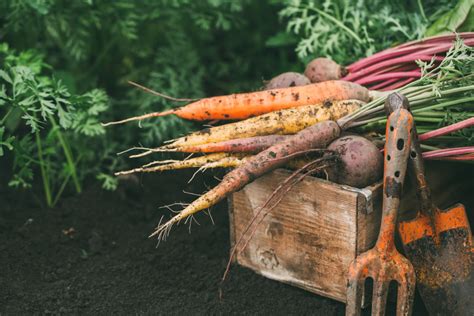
[[0, 170, 430, 314]]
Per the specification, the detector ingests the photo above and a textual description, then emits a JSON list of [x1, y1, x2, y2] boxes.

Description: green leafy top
[[278, 0, 457, 63]]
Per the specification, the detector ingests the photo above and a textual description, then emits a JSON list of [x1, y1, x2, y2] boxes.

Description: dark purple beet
[[326, 135, 383, 188], [264, 72, 311, 90], [304, 58, 347, 83]]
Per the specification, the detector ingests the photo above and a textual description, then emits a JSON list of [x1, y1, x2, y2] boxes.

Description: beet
[[326, 135, 383, 188], [264, 72, 310, 90], [304, 58, 347, 83]]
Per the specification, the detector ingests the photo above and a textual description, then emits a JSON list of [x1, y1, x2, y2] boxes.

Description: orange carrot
[[102, 80, 369, 125]]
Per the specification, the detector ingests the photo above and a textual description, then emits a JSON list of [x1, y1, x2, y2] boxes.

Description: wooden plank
[[356, 183, 383, 254], [231, 169, 363, 302]]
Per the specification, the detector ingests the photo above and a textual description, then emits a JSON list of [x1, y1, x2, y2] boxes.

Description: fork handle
[[408, 124, 434, 215], [376, 107, 414, 253], [384, 93, 433, 216]]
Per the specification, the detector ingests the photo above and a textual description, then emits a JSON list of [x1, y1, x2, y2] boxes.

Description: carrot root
[[114, 153, 244, 176], [102, 109, 175, 126]]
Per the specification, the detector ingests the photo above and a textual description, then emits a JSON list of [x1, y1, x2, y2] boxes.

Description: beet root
[[304, 58, 347, 83], [325, 135, 382, 188], [264, 72, 310, 90]]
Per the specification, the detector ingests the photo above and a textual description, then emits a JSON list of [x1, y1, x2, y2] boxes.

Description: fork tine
[[371, 280, 389, 316], [346, 277, 364, 316], [396, 273, 415, 316]]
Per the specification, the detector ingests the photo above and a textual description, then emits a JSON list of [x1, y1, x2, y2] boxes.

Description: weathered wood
[[356, 183, 383, 254], [228, 162, 472, 304], [229, 169, 382, 303]]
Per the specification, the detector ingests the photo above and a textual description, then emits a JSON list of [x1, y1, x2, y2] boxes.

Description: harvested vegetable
[[304, 58, 347, 83], [135, 116, 474, 159], [113, 36, 473, 242], [115, 153, 246, 176], [325, 135, 383, 188], [264, 72, 310, 89], [131, 135, 291, 156], [102, 80, 369, 125], [157, 100, 363, 149]]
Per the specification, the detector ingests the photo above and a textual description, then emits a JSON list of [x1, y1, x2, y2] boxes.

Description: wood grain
[[229, 169, 381, 303]]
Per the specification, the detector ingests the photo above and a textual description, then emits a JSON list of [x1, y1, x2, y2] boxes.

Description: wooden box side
[[356, 183, 383, 254], [230, 169, 365, 303]]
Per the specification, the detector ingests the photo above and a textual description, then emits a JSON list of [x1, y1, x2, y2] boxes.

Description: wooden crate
[[228, 169, 383, 303], [228, 162, 472, 304]]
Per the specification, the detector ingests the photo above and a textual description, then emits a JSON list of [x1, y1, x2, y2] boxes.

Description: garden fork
[[346, 93, 416, 316]]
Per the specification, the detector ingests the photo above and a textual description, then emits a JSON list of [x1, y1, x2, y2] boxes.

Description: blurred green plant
[[0, 44, 111, 206], [0, 0, 296, 206], [276, 0, 460, 64]]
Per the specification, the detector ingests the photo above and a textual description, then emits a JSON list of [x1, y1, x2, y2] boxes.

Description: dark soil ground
[[1, 166, 469, 315]]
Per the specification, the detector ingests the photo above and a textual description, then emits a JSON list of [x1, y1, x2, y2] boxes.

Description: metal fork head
[[346, 247, 416, 316]]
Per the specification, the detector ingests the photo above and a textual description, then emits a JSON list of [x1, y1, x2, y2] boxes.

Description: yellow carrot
[[114, 153, 248, 176], [160, 99, 363, 150]]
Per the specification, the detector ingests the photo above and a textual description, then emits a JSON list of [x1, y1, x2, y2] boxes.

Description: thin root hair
[[188, 167, 205, 183], [182, 190, 202, 197], [117, 146, 153, 156], [128, 80, 198, 102]]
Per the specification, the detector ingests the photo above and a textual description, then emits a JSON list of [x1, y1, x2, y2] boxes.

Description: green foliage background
[[0, 0, 468, 206]]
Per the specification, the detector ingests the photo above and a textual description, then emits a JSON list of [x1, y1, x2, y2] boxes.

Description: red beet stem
[[347, 34, 474, 73], [354, 71, 420, 85], [345, 53, 445, 81], [423, 147, 474, 159], [360, 63, 420, 79], [396, 32, 474, 49], [347, 44, 436, 72], [378, 77, 416, 91], [369, 78, 400, 90], [424, 152, 474, 161], [418, 117, 474, 141]]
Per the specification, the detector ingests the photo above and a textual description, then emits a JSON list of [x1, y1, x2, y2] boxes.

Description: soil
[[0, 170, 433, 315]]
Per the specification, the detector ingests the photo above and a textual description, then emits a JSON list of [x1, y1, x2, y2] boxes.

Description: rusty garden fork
[[346, 94, 416, 316]]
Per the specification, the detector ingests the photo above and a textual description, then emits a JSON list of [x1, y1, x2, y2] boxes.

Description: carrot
[[122, 151, 323, 174], [115, 153, 247, 176], [102, 81, 369, 125], [149, 120, 341, 239], [149, 99, 362, 152], [149, 135, 291, 155]]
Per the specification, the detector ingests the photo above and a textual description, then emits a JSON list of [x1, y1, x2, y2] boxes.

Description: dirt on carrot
[[158, 99, 362, 150], [102, 80, 369, 125], [154, 135, 292, 155], [115, 153, 248, 176]]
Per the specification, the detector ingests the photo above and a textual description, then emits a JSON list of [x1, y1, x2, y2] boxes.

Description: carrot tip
[[128, 146, 174, 158], [149, 216, 177, 240], [128, 151, 153, 159], [101, 110, 176, 127]]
